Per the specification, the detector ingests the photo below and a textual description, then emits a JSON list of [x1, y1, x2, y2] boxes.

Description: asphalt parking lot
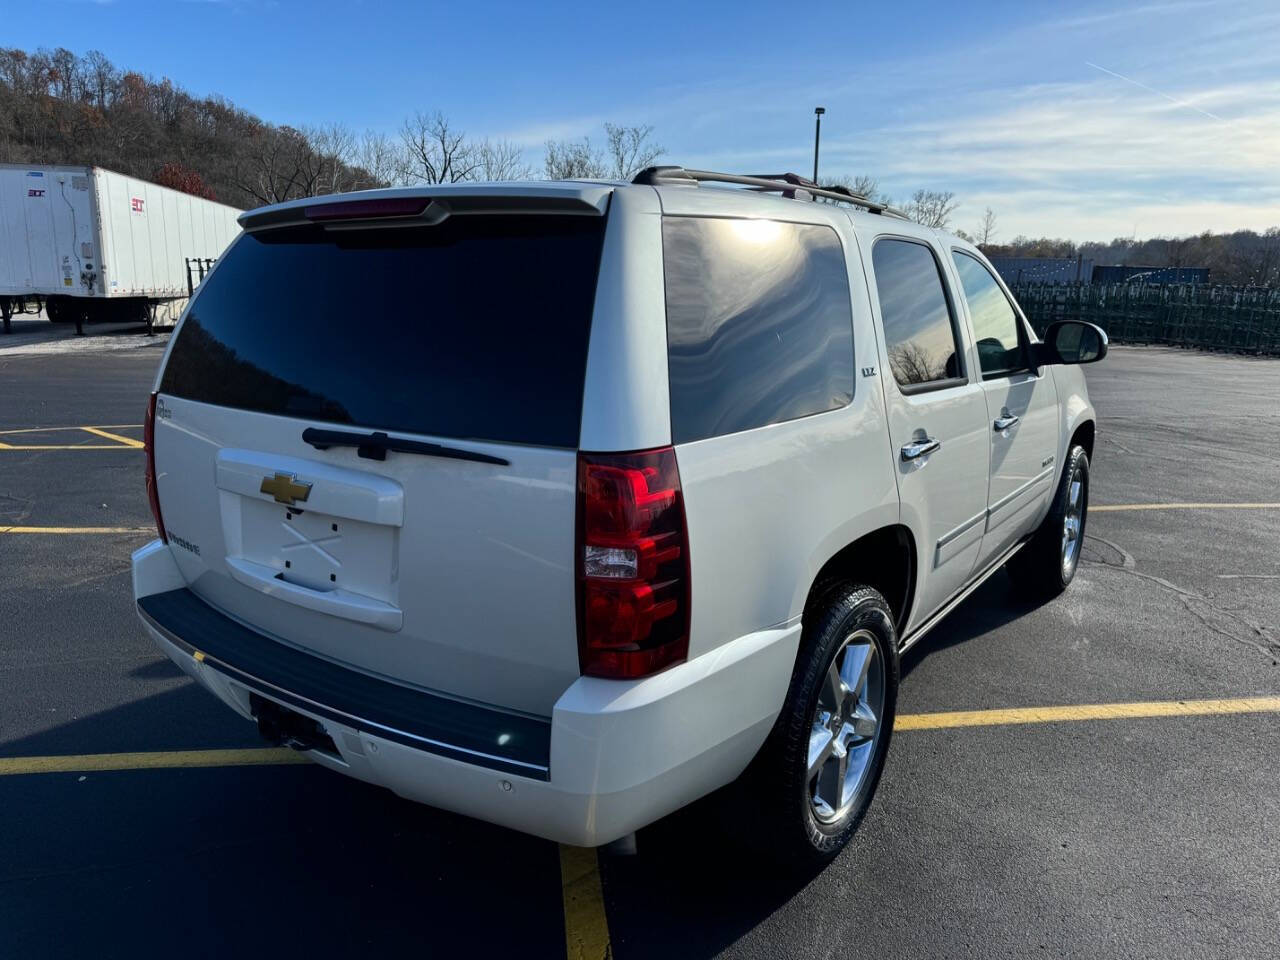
[[2, 330, 1278, 959]]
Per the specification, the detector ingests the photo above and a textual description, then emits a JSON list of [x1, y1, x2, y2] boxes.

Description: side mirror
[[1039, 321, 1108, 365]]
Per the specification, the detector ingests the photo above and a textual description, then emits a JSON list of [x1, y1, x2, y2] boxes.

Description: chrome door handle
[[901, 437, 941, 461], [993, 414, 1020, 431]]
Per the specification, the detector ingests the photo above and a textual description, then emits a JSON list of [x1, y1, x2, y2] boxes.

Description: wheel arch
[[1070, 418, 1095, 461], [803, 525, 916, 638]]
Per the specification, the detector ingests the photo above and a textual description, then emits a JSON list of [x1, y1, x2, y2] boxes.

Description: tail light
[[305, 197, 430, 221], [576, 447, 690, 679], [144, 392, 167, 543]]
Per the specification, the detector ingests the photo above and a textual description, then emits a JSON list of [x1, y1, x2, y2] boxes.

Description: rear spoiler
[[238, 185, 613, 232]]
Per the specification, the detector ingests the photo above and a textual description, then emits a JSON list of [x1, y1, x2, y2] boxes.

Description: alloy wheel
[[807, 629, 885, 824]]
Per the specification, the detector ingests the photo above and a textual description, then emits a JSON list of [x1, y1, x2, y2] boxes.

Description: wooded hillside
[[0, 47, 380, 209]]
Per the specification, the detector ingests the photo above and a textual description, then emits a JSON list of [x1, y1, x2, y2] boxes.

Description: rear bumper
[[131, 539, 801, 846]]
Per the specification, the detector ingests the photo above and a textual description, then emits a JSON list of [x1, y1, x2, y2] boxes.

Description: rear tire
[[46, 297, 73, 323], [751, 584, 899, 868], [1008, 445, 1090, 598]]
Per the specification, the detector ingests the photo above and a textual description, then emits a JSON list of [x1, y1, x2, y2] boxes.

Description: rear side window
[[951, 251, 1027, 377], [663, 217, 854, 445], [871, 238, 964, 389], [160, 214, 606, 448]]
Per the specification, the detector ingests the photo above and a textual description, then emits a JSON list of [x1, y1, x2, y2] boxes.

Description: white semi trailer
[[0, 163, 242, 334]]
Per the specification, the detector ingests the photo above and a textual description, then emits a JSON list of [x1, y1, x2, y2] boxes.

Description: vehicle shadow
[[1, 685, 569, 958], [899, 566, 1052, 679], [604, 788, 821, 958]]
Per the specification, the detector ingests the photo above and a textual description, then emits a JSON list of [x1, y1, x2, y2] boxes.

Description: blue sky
[[11, 0, 1279, 239]]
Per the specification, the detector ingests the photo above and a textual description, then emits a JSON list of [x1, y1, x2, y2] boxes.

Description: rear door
[[947, 249, 1059, 563], [0, 167, 89, 296], [151, 197, 610, 716], [863, 232, 990, 629]]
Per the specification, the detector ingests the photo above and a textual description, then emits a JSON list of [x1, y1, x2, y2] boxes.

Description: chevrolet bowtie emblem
[[260, 472, 312, 506]]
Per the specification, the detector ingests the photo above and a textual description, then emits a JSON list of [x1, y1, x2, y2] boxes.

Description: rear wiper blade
[[301, 428, 509, 466]]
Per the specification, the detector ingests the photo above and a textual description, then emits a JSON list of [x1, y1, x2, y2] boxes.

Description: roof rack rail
[[631, 166, 910, 220]]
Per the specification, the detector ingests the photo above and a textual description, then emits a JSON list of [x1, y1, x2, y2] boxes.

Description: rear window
[[663, 216, 855, 445], [160, 213, 607, 448]]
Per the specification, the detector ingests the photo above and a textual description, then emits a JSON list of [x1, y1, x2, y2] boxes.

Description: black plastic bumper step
[[137, 588, 551, 779]]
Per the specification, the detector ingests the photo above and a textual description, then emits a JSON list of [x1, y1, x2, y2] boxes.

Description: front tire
[[1008, 444, 1090, 598], [754, 585, 899, 867]]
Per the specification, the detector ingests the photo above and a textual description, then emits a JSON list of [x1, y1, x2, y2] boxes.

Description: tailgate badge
[[260, 472, 312, 506]]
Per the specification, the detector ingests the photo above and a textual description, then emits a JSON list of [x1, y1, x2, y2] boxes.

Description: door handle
[[993, 414, 1020, 431], [901, 437, 941, 461]]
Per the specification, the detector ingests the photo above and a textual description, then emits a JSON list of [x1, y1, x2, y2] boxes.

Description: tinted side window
[[952, 251, 1026, 376], [664, 217, 854, 444], [871, 239, 963, 388]]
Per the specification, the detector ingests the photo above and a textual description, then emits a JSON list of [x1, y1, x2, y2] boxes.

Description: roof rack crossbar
[[632, 166, 910, 220]]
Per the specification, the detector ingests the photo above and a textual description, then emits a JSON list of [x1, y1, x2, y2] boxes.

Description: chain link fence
[[1011, 282, 1280, 356]]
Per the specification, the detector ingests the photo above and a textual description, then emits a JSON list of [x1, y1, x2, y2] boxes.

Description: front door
[[948, 250, 1059, 564], [865, 234, 991, 630]]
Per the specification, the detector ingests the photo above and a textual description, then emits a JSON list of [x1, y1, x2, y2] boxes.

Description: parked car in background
[[132, 170, 1106, 864]]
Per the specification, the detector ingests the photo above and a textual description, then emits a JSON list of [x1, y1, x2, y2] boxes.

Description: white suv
[[132, 169, 1105, 863]]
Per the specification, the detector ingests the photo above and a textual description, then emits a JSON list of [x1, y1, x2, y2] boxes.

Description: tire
[[46, 297, 73, 323], [1008, 444, 1090, 598], [751, 584, 899, 867]]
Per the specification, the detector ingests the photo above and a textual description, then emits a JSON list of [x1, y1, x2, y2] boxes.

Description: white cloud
[[635, 1, 1280, 239]]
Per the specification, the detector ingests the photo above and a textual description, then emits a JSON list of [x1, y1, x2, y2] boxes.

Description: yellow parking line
[[55, 702, 1278, 775], [0, 424, 144, 451], [0, 748, 303, 776], [0, 424, 141, 436], [0, 444, 143, 451], [894, 696, 1280, 730], [1093, 502, 1280, 512], [560, 845, 611, 960], [81, 426, 145, 448], [0, 526, 152, 535]]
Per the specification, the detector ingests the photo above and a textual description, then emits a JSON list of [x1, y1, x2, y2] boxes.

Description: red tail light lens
[[144, 392, 167, 543], [304, 197, 430, 222], [576, 447, 690, 679]]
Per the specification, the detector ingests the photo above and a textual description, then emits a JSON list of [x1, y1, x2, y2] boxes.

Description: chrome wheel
[[1061, 468, 1085, 576], [808, 629, 885, 825]]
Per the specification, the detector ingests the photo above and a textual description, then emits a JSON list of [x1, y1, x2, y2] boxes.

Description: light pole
[[812, 106, 825, 184]]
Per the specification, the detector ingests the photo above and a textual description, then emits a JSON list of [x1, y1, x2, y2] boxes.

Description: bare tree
[[474, 138, 533, 181], [851, 174, 882, 200], [907, 189, 958, 229], [818, 173, 888, 205], [603, 122, 663, 179], [354, 130, 404, 188], [888, 342, 944, 385], [305, 122, 358, 195], [545, 122, 663, 181], [976, 206, 997, 246], [544, 137, 605, 180], [82, 49, 117, 108], [47, 47, 77, 101], [400, 110, 477, 184], [233, 124, 318, 205]]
